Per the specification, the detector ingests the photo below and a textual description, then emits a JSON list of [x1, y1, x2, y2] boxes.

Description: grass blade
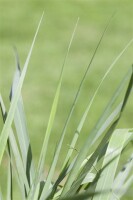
[[0, 13, 44, 165], [34, 19, 79, 199], [59, 190, 108, 200], [40, 18, 110, 200], [50, 67, 130, 192], [7, 159, 13, 200], [6, 139, 13, 200], [92, 129, 133, 200], [0, 95, 29, 196], [10, 51, 35, 186], [0, 96, 13, 200], [62, 50, 133, 168], [60, 68, 133, 197], [60, 15, 111, 171]]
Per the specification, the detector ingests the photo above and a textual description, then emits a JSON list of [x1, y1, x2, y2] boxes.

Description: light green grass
[[0, 0, 133, 199]]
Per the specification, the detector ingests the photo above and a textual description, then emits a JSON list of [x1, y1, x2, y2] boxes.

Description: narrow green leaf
[[10, 131, 30, 195], [59, 190, 108, 200], [49, 55, 132, 200], [50, 68, 131, 198], [0, 95, 13, 198], [38, 18, 79, 200], [6, 138, 13, 200], [41, 18, 110, 200], [33, 183, 40, 200], [61, 68, 133, 197], [60, 15, 111, 172], [92, 129, 133, 200], [0, 13, 44, 165], [62, 39, 133, 168], [10, 56, 35, 186], [46, 162, 69, 200], [7, 160, 13, 200], [0, 95, 29, 195]]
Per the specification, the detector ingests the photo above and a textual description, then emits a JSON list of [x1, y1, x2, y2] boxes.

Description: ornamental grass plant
[[0, 14, 133, 200]]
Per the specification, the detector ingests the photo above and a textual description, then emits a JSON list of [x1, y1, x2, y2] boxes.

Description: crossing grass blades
[[0, 14, 133, 200]]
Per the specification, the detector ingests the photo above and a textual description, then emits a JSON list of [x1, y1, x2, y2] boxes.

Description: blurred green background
[[0, 0, 133, 199]]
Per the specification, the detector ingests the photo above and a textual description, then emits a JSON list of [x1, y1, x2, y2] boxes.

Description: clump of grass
[[0, 14, 133, 200]]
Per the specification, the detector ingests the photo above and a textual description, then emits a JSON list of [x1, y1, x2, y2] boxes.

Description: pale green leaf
[[92, 129, 133, 200], [0, 13, 44, 165]]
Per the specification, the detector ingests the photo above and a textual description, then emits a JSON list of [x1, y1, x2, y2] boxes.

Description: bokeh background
[[0, 0, 133, 199]]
